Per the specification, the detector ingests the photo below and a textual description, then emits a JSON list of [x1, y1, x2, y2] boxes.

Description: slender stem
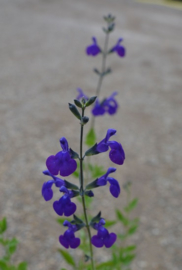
[[80, 108, 95, 270], [90, 31, 110, 129]]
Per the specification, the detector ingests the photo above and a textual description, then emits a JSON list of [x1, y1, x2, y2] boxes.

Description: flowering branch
[[79, 104, 95, 269]]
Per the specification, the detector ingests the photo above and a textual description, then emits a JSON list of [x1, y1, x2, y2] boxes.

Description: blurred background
[[0, 0, 182, 269]]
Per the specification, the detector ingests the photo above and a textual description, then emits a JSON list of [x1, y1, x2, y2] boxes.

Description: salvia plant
[[0, 217, 27, 270], [41, 15, 139, 270]]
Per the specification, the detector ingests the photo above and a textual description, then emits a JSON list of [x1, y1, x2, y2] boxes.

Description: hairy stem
[[80, 108, 95, 270]]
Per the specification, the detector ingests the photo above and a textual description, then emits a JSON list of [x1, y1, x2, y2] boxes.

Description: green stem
[[80, 108, 95, 270], [90, 31, 110, 129]]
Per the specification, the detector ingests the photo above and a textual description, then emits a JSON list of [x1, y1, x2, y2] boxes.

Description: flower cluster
[[42, 124, 125, 249], [86, 37, 125, 58], [77, 89, 118, 117]]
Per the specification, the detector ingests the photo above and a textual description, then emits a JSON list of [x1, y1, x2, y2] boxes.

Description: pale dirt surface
[[0, 0, 182, 269]]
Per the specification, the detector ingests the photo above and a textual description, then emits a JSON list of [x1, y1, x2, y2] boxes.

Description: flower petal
[[116, 46, 125, 57], [97, 176, 107, 186], [64, 202, 77, 217], [91, 235, 104, 248], [107, 177, 120, 198], [76, 88, 88, 100], [104, 233, 117, 248], [60, 137, 69, 152], [42, 181, 54, 201], [108, 141, 125, 165], [53, 200, 64, 216], [59, 235, 69, 249], [70, 237, 80, 249], [92, 100, 106, 116], [46, 155, 60, 175]]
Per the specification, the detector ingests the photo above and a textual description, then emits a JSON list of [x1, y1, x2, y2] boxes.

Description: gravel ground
[[0, 0, 182, 269]]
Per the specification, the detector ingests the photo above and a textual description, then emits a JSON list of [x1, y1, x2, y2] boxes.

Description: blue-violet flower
[[42, 170, 65, 201], [53, 186, 76, 216], [97, 129, 125, 165], [59, 220, 80, 249], [86, 37, 101, 56], [111, 38, 125, 57], [46, 137, 77, 177], [91, 219, 117, 248], [97, 167, 120, 198], [92, 92, 118, 116], [76, 88, 88, 101]]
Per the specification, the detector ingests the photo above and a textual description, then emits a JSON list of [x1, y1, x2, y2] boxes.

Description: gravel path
[[0, 0, 182, 269]]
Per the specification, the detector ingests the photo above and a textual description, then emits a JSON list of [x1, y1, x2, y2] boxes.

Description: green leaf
[[128, 225, 138, 235], [85, 128, 96, 147], [121, 245, 136, 253], [105, 220, 117, 228], [0, 260, 8, 270], [120, 254, 135, 265], [57, 217, 72, 226], [118, 233, 128, 240], [0, 218, 7, 234], [7, 238, 18, 255], [17, 262, 27, 270], [115, 209, 129, 226], [8, 266, 16, 270], [124, 198, 138, 213], [96, 260, 114, 269], [0, 238, 7, 246], [58, 249, 76, 267]]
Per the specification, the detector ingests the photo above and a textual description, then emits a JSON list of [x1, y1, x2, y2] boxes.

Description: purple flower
[[86, 37, 101, 56], [76, 88, 88, 100], [92, 100, 106, 116], [46, 137, 77, 177], [111, 38, 125, 57], [59, 220, 80, 249], [42, 170, 65, 201], [92, 92, 118, 116], [53, 186, 76, 216], [97, 129, 125, 165], [91, 219, 117, 248], [97, 167, 120, 198]]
